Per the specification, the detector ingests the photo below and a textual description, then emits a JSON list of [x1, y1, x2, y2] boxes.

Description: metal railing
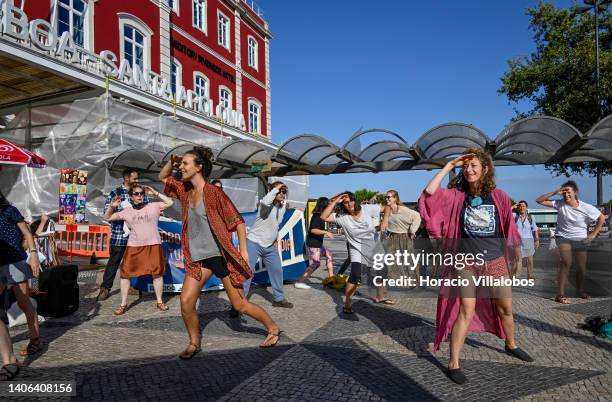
[[242, 0, 264, 17]]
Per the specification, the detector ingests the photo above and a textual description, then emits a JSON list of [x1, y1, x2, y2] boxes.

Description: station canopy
[[1, 94, 611, 220]]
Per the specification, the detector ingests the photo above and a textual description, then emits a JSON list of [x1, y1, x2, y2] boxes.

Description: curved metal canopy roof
[[108, 114, 612, 179]]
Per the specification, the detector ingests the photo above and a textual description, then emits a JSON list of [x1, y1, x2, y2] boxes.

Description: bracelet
[[29, 248, 37, 252]]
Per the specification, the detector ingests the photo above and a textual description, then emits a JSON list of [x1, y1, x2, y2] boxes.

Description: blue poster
[[131, 209, 308, 293]]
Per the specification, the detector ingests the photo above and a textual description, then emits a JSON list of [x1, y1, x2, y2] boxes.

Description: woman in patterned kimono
[[418, 148, 534, 385], [159, 147, 281, 359]]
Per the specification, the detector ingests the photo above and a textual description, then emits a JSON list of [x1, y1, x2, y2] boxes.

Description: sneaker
[[505, 345, 534, 362], [294, 282, 311, 289], [96, 287, 110, 301], [272, 299, 294, 308], [447, 368, 468, 385]]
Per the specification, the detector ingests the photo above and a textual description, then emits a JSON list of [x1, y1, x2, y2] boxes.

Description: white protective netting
[[0, 95, 269, 221]]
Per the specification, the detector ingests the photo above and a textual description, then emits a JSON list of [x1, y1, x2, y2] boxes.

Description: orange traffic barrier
[[55, 224, 111, 262]]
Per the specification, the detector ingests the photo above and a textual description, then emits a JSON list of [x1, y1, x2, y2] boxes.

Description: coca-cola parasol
[[0, 138, 46, 168]]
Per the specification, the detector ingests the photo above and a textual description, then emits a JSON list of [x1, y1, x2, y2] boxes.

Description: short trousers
[[348, 262, 363, 285], [556, 236, 588, 252], [196, 256, 230, 279], [308, 247, 333, 268], [0, 260, 34, 285]]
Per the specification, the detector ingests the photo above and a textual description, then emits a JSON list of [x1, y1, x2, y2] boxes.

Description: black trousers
[[101, 245, 126, 290]]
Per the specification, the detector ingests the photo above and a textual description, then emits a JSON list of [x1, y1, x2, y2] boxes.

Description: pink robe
[[418, 187, 521, 351]]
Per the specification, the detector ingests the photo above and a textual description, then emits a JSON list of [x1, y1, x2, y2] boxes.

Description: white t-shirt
[[552, 199, 601, 240], [332, 204, 382, 265]]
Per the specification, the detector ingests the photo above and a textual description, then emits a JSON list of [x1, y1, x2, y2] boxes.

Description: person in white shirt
[[536, 180, 605, 304], [512, 201, 539, 280], [320, 192, 384, 314]]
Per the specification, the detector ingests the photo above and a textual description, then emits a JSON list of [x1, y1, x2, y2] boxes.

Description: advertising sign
[[58, 168, 88, 224]]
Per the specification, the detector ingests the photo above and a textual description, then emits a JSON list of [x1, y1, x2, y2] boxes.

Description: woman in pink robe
[[418, 148, 534, 384]]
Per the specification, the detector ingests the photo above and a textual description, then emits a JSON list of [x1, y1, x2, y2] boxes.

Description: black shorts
[[556, 236, 589, 252], [348, 262, 363, 285], [196, 256, 230, 278]]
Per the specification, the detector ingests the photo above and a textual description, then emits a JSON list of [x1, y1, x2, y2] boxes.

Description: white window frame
[[248, 98, 262, 134], [168, 0, 179, 14], [118, 13, 153, 71], [54, 0, 90, 49], [171, 58, 183, 97], [193, 72, 210, 99], [192, 0, 207, 33], [247, 36, 258, 70], [217, 10, 230, 50], [218, 86, 232, 110]]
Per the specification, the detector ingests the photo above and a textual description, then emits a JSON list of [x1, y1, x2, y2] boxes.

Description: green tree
[[499, 1, 611, 176], [354, 188, 378, 203]]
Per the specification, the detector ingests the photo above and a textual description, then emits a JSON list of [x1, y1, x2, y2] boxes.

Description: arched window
[[217, 11, 230, 49], [118, 14, 153, 72], [248, 99, 261, 134], [193, 0, 207, 32], [171, 59, 182, 96], [247, 36, 258, 69], [56, 0, 88, 47], [193, 72, 209, 98], [219, 87, 232, 110]]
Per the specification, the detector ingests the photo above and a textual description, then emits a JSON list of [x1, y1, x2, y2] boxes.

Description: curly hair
[[447, 147, 496, 196], [184, 146, 214, 179], [337, 191, 362, 215]]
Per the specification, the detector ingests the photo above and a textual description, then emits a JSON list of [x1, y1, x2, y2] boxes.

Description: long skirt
[[383, 232, 415, 280]]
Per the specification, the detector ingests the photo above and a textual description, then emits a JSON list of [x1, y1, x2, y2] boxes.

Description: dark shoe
[[505, 345, 534, 362], [229, 308, 240, 318], [272, 299, 293, 308], [96, 287, 110, 301], [447, 368, 468, 384]]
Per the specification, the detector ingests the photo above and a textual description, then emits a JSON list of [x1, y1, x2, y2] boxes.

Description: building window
[[171, 59, 182, 96], [193, 0, 206, 31], [219, 87, 232, 110], [217, 12, 230, 49], [57, 0, 87, 47], [194, 73, 209, 98], [248, 100, 261, 134], [123, 25, 145, 72], [119, 14, 153, 72], [247, 37, 258, 69], [168, 0, 179, 13]]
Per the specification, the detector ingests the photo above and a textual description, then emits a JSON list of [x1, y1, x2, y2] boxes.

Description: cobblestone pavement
[[6, 237, 612, 401]]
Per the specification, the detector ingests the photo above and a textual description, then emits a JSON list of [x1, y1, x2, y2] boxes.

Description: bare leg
[[0, 284, 17, 366], [557, 243, 573, 298], [297, 266, 315, 283], [13, 282, 40, 340], [152, 276, 164, 304], [222, 276, 280, 347], [344, 282, 358, 309], [574, 250, 588, 297], [494, 297, 516, 348], [119, 278, 131, 307], [179, 268, 213, 356], [448, 297, 476, 369], [526, 256, 534, 279]]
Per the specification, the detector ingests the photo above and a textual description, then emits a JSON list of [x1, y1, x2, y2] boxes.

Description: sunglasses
[[386, 195, 393, 199], [132, 191, 145, 196], [278, 187, 288, 194]]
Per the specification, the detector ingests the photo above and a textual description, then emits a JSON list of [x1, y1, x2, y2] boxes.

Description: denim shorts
[[556, 236, 589, 252]]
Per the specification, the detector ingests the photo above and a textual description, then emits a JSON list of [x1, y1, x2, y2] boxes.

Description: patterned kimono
[[163, 176, 253, 285]]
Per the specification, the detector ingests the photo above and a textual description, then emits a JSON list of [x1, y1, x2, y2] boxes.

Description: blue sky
[[259, 0, 610, 205]]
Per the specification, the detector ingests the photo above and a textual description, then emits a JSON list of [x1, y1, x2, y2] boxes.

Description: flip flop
[[373, 298, 396, 305], [555, 295, 570, 305]]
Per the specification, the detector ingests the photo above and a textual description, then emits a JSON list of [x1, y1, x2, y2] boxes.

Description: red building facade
[[16, 0, 272, 138]]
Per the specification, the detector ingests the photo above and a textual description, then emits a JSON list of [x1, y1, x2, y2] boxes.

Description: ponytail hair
[[184, 146, 214, 179]]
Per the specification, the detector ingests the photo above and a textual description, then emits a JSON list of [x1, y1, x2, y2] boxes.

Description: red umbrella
[[0, 138, 46, 168]]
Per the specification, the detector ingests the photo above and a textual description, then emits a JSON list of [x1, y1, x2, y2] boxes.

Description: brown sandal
[[114, 304, 128, 315], [156, 302, 169, 311], [179, 343, 201, 360], [19, 338, 42, 356]]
